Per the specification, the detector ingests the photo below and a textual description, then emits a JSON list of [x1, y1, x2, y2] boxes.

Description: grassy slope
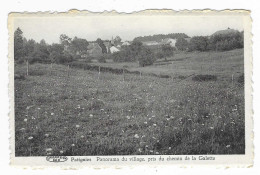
[[91, 49, 244, 78], [15, 50, 244, 156]]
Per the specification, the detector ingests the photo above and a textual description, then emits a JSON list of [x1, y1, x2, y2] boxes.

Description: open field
[[90, 49, 244, 78], [15, 50, 244, 156]]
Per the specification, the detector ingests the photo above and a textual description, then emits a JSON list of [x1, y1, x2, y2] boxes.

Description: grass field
[[91, 49, 244, 78], [14, 49, 245, 156]]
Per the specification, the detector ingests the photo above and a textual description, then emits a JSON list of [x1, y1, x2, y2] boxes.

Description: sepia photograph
[[9, 11, 252, 165]]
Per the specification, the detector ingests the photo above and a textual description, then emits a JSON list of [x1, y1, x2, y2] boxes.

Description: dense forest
[[133, 33, 189, 42]]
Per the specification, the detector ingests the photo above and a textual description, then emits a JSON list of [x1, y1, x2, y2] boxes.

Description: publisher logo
[[46, 156, 68, 163]]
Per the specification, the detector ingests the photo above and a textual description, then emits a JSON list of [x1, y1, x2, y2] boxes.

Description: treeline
[[175, 31, 244, 52], [14, 28, 108, 64], [133, 33, 189, 42], [108, 41, 174, 66]]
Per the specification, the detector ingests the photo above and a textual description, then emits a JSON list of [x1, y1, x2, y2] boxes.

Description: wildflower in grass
[[148, 118, 151, 120], [37, 108, 41, 110], [100, 109, 104, 111], [155, 152, 159, 154], [46, 148, 53, 155], [226, 145, 231, 148], [126, 116, 131, 120], [51, 113, 54, 116], [28, 136, 33, 140], [134, 134, 139, 139], [81, 135, 84, 138], [45, 134, 49, 137], [20, 128, 25, 131], [24, 118, 28, 122], [209, 127, 214, 129], [149, 150, 153, 153], [71, 144, 75, 147], [76, 125, 80, 128], [89, 114, 93, 117], [230, 122, 235, 125], [60, 150, 64, 154], [145, 145, 149, 148], [144, 121, 147, 124], [153, 124, 157, 127], [169, 147, 172, 150], [152, 115, 155, 118], [152, 137, 156, 140]]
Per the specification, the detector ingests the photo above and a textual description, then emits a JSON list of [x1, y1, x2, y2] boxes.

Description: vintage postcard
[[8, 10, 253, 167]]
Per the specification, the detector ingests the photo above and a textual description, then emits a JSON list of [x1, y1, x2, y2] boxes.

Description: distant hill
[[133, 33, 189, 42], [212, 28, 240, 36]]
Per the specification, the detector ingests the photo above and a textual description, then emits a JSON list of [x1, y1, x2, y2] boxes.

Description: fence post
[[50, 63, 53, 75], [26, 60, 29, 76], [139, 71, 142, 78], [98, 66, 101, 80], [123, 68, 125, 82], [67, 65, 70, 77], [232, 74, 234, 86]]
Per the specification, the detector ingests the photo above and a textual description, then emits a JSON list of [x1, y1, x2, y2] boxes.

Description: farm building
[[161, 38, 177, 47], [110, 46, 120, 53], [142, 41, 160, 46], [122, 41, 131, 46], [87, 43, 102, 56]]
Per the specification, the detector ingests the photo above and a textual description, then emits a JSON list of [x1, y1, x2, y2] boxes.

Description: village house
[[161, 38, 177, 47], [87, 43, 102, 56]]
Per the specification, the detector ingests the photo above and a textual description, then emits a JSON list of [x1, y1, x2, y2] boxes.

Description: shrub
[[137, 47, 156, 67], [238, 74, 244, 84], [98, 55, 107, 63], [192, 75, 217, 82]]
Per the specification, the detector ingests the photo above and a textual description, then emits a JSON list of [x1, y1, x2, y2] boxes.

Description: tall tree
[[96, 38, 107, 54], [114, 36, 122, 46], [14, 27, 25, 60], [176, 38, 189, 51], [70, 37, 89, 56], [161, 44, 174, 60]]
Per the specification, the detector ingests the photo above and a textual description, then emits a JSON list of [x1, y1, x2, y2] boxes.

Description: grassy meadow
[[15, 49, 245, 156]]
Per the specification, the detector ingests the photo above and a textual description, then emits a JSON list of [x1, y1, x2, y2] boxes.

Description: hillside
[[133, 33, 189, 42], [212, 28, 240, 36]]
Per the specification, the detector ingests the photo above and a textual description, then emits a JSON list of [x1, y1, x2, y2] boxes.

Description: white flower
[[28, 136, 33, 140], [45, 134, 49, 137], [51, 113, 54, 116], [153, 124, 157, 127], [71, 144, 75, 147], [80, 135, 84, 138], [209, 127, 214, 129], [24, 118, 28, 122], [60, 150, 64, 154], [126, 116, 131, 119], [76, 125, 80, 128], [134, 134, 139, 139], [20, 128, 25, 131], [169, 147, 171, 150], [89, 114, 93, 117], [226, 145, 231, 148], [144, 121, 147, 124], [46, 148, 53, 152]]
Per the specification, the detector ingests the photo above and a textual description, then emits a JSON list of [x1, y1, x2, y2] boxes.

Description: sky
[[13, 14, 245, 44]]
